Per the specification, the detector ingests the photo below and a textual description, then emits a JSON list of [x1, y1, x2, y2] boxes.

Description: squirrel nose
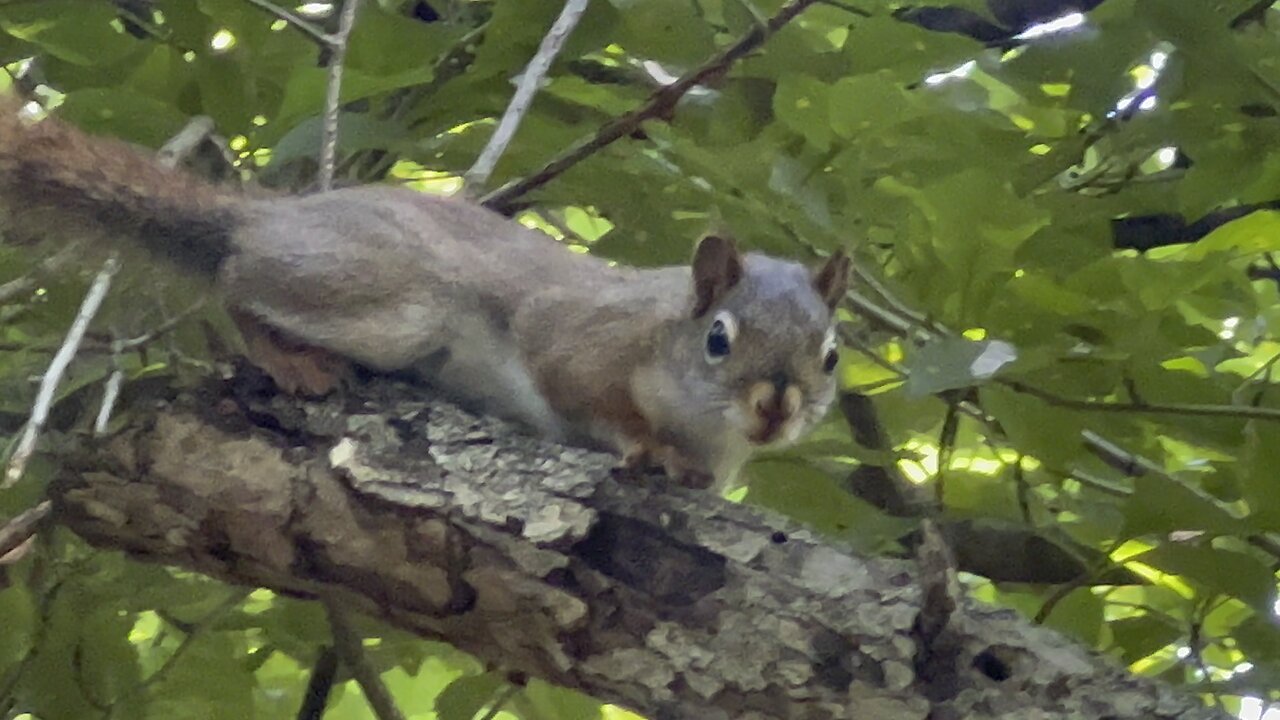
[[769, 371, 789, 395]]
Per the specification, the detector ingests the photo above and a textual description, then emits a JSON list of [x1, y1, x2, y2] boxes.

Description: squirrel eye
[[821, 327, 838, 374], [705, 311, 737, 364]]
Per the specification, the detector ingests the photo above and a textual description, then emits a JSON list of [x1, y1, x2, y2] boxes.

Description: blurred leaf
[[1041, 588, 1106, 646], [436, 671, 505, 720], [1122, 473, 1251, 538], [905, 337, 1018, 395], [1132, 544, 1275, 614]]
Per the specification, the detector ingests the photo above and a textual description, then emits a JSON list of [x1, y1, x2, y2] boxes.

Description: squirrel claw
[[615, 441, 714, 489], [661, 453, 715, 490]]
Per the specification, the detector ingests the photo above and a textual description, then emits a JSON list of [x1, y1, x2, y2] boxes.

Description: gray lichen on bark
[[51, 375, 1227, 720]]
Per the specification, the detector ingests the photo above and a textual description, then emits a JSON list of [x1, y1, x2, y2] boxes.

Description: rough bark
[[50, 375, 1225, 720]]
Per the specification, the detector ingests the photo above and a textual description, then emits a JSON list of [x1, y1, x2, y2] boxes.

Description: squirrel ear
[[690, 234, 744, 318], [813, 250, 850, 311]]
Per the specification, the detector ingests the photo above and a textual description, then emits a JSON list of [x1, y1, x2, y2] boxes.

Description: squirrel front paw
[[613, 441, 714, 490]]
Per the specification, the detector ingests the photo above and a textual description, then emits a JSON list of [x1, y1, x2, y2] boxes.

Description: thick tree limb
[[50, 375, 1225, 720]]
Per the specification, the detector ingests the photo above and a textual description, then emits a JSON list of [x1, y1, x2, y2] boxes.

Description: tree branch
[[318, 0, 363, 192], [1004, 380, 1280, 423], [4, 256, 119, 488], [49, 374, 1227, 720], [480, 0, 821, 213], [326, 603, 406, 720], [0, 500, 51, 563], [296, 646, 339, 720], [464, 0, 590, 191]]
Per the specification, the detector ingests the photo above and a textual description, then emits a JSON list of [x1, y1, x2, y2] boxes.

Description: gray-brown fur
[[0, 103, 849, 487], [0, 99, 239, 276]]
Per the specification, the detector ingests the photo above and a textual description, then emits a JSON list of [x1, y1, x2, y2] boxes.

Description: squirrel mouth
[[746, 379, 800, 445], [749, 412, 787, 445]]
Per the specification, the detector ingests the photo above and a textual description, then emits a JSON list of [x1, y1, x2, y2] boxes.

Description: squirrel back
[[0, 98, 238, 276], [0, 99, 851, 489]]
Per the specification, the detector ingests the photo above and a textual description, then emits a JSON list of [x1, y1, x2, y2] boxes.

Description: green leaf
[[1041, 588, 1105, 646], [56, 88, 191, 148], [1131, 544, 1276, 614], [0, 1, 141, 66], [828, 71, 926, 138], [0, 583, 35, 667], [516, 680, 604, 720], [980, 385, 1089, 468], [772, 74, 833, 151], [1161, 211, 1280, 262], [904, 337, 1018, 396], [1109, 615, 1182, 664], [1240, 420, 1280, 530], [271, 112, 414, 165], [1122, 473, 1251, 538], [435, 672, 505, 720]]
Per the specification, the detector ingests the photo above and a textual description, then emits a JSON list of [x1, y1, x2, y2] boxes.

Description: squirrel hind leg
[[229, 309, 349, 397]]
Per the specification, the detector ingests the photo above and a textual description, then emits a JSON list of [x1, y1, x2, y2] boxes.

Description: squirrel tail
[[0, 99, 239, 277]]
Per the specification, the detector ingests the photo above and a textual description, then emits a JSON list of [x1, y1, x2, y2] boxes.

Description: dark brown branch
[[326, 603, 406, 720], [296, 647, 339, 720], [1111, 204, 1280, 252], [0, 500, 51, 563], [1005, 381, 1280, 423], [480, 0, 821, 213]]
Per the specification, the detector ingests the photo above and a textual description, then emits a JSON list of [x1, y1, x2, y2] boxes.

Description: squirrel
[[0, 101, 849, 489]]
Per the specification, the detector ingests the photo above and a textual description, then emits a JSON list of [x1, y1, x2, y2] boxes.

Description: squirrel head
[[678, 233, 849, 449]]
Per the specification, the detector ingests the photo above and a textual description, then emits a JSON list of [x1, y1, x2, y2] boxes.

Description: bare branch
[[1006, 380, 1280, 424], [0, 241, 83, 305], [119, 297, 208, 351], [319, 0, 363, 192], [243, 0, 334, 47], [464, 0, 590, 190], [325, 603, 406, 720], [156, 115, 216, 169], [4, 256, 119, 488], [94, 338, 125, 436], [480, 0, 821, 212], [0, 500, 51, 563], [297, 647, 340, 720]]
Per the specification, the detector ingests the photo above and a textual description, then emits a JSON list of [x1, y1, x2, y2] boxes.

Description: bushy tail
[[0, 98, 239, 277]]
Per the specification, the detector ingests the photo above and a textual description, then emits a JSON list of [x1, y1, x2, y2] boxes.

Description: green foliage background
[[1, 0, 1280, 717]]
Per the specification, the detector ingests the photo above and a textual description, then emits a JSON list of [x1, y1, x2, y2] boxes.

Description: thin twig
[[464, 0, 590, 190], [325, 603, 406, 720], [4, 256, 119, 488], [0, 241, 83, 305], [480, 0, 821, 212], [93, 338, 125, 436], [243, 0, 334, 47], [1007, 380, 1280, 423], [0, 500, 51, 562], [318, 0, 363, 192], [478, 683, 520, 720], [119, 297, 208, 351], [296, 646, 340, 720]]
